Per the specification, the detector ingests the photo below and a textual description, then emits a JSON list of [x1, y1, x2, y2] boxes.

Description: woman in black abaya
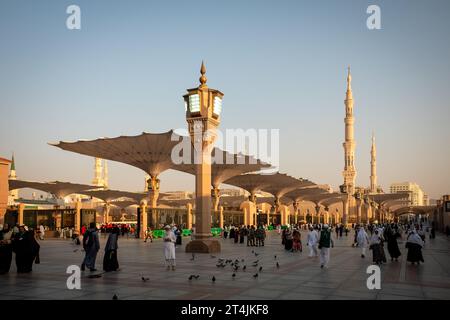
[[103, 226, 119, 272]]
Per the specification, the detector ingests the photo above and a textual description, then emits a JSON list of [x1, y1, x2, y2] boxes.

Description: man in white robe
[[39, 225, 45, 240], [307, 226, 319, 257], [163, 225, 177, 271], [357, 226, 370, 258]]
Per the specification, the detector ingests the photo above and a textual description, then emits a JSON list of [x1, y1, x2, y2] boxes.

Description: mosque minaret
[[92, 157, 108, 188], [341, 67, 357, 224], [8, 153, 18, 202], [370, 133, 378, 194]]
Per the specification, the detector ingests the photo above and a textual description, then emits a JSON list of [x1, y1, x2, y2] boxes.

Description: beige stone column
[[357, 199, 362, 224], [212, 186, 220, 212], [139, 201, 147, 238], [18, 203, 25, 225], [293, 204, 298, 224], [219, 206, 224, 229], [104, 203, 110, 224], [75, 201, 81, 233], [186, 203, 193, 230], [342, 198, 349, 226], [241, 201, 256, 226], [280, 205, 290, 225], [315, 205, 321, 225], [148, 189, 159, 228], [242, 207, 248, 226]]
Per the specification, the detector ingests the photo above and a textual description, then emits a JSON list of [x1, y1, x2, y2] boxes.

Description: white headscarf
[[357, 227, 368, 244], [407, 230, 424, 247], [370, 231, 381, 245]]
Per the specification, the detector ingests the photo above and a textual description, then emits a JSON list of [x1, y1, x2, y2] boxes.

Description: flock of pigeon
[[104, 251, 281, 300], [188, 250, 281, 283]]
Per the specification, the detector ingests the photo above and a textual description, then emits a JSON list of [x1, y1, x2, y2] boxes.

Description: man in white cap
[[163, 225, 177, 271], [318, 224, 334, 268], [307, 226, 319, 258]]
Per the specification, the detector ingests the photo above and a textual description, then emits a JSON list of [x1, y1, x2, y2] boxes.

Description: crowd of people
[[222, 224, 267, 247], [0, 219, 440, 276], [79, 223, 184, 272], [98, 224, 136, 238], [285, 221, 429, 268], [0, 223, 41, 274]]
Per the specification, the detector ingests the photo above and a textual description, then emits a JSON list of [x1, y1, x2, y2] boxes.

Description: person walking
[[307, 226, 319, 258], [318, 224, 333, 268], [163, 225, 176, 271], [39, 225, 45, 240], [292, 228, 302, 252], [12, 225, 33, 273], [223, 225, 229, 239], [103, 225, 120, 272], [239, 225, 246, 244], [81, 222, 100, 272], [256, 225, 265, 247], [385, 225, 401, 262], [406, 229, 424, 265], [356, 226, 370, 258], [0, 224, 13, 274], [144, 227, 153, 243], [284, 228, 293, 251], [369, 229, 386, 265], [175, 227, 182, 246]]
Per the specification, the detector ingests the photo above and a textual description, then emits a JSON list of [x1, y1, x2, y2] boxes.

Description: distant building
[[423, 194, 430, 206], [162, 191, 193, 200], [220, 188, 246, 197], [390, 182, 425, 206]]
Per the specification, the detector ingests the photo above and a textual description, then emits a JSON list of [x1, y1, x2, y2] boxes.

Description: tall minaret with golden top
[[370, 132, 377, 193], [340, 67, 357, 224], [342, 67, 357, 195]]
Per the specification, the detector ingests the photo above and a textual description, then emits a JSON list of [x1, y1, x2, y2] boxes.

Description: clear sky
[[0, 0, 449, 199]]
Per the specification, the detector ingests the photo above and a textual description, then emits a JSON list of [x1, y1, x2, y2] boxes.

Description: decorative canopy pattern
[[367, 193, 409, 205], [224, 173, 314, 198], [284, 186, 330, 202], [174, 148, 270, 188], [109, 200, 139, 209], [9, 180, 98, 198], [299, 192, 345, 206], [393, 205, 436, 216], [51, 130, 183, 177], [51, 131, 271, 190], [77, 189, 158, 204]]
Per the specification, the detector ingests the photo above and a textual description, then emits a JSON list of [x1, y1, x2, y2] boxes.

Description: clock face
[[188, 94, 200, 113], [213, 96, 222, 116]]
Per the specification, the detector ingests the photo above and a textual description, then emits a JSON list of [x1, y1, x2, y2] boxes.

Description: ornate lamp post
[[184, 62, 223, 253]]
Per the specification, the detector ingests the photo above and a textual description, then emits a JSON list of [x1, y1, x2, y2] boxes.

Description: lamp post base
[[185, 239, 221, 254]]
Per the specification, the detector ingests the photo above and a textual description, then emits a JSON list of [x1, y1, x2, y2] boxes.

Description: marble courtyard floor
[[0, 231, 449, 300]]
